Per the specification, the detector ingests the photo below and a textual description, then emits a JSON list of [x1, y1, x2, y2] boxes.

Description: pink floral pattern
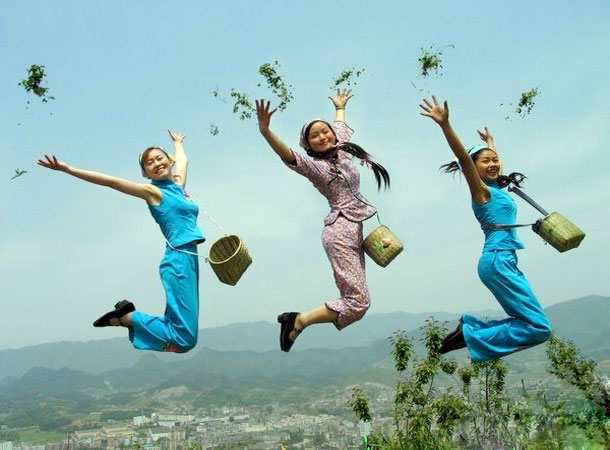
[[285, 121, 375, 329], [322, 216, 370, 329]]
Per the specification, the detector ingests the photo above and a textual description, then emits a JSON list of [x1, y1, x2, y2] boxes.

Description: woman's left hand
[[477, 127, 494, 144], [329, 89, 353, 109], [168, 129, 185, 143]]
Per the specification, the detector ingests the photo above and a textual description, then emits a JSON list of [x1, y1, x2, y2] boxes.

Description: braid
[[497, 172, 527, 189], [439, 161, 460, 174], [336, 142, 390, 190]]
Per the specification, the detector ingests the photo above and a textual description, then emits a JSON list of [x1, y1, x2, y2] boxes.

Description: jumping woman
[[256, 90, 390, 352], [420, 96, 552, 361], [38, 130, 204, 353]]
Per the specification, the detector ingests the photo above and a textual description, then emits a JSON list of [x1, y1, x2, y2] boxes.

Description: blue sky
[[1, 0, 609, 350]]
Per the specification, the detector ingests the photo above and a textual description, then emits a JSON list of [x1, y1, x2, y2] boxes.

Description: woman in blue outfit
[[420, 96, 552, 361], [38, 130, 204, 353]]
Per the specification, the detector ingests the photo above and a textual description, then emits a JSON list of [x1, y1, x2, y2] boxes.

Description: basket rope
[[163, 208, 228, 262], [480, 185, 546, 231]]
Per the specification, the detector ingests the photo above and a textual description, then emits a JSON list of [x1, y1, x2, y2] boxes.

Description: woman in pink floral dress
[[256, 90, 390, 352]]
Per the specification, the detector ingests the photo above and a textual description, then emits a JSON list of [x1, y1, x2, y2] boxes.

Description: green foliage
[[349, 387, 373, 423], [0, 429, 19, 441], [516, 87, 540, 117], [209, 123, 219, 136], [10, 169, 27, 180], [351, 319, 466, 449], [229, 89, 255, 120], [331, 67, 365, 89], [546, 335, 610, 447], [257, 60, 293, 111], [19, 64, 54, 102], [418, 45, 454, 77], [349, 322, 610, 448], [5, 405, 72, 430], [465, 359, 512, 447], [389, 330, 413, 373]]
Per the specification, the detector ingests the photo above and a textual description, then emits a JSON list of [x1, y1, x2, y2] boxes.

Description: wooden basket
[[207, 235, 252, 285], [533, 212, 585, 253], [363, 225, 404, 267]]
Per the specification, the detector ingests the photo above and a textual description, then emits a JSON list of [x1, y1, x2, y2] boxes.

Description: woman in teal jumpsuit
[[38, 130, 204, 353], [420, 96, 552, 361]]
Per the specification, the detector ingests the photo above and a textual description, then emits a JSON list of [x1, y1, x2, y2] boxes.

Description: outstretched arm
[[419, 96, 489, 204], [168, 129, 188, 187], [328, 89, 353, 123], [37, 155, 160, 204], [256, 99, 296, 164]]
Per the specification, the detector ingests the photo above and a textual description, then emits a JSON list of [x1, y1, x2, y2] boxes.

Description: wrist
[[335, 106, 345, 110]]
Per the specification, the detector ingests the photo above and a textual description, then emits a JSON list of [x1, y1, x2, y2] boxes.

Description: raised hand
[[419, 96, 449, 125], [168, 129, 185, 143], [37, 155, 69, 172], [255, 99, 277, 133], [328, 89, 353, 109], [477, 127, 494, 144]]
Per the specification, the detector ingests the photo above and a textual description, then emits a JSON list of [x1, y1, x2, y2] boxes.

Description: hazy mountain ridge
[[0, 295, 607, 385], [0, 295, 608, 410], [0, 311, 464, 379]]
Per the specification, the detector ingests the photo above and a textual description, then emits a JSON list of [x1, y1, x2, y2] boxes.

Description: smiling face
[[473, 149, 502, 183], [141, 148, 173, 180], [307, 121, 337, 153]]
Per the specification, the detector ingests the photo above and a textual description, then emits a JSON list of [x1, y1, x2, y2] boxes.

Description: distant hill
[[0, 295, 608, 411], [0, 310, 463, 380], [0, 295, 607, 382]]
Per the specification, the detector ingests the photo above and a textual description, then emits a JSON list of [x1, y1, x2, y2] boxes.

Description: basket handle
[[508, 186, 549, 216], [201, 209, 229, 237]]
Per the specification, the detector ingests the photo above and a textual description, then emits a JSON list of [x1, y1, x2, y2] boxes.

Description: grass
[[14, 426, 67, 444]]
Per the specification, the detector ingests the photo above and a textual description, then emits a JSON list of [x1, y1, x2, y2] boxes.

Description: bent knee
[[179, 336, 198, 353], [530, 322, 552, 345]]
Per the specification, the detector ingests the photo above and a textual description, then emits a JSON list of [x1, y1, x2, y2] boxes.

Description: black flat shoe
[[93, 300, 135, 327], [277, 312, 300, 352], [439, 320, 466, 354], [442, 317, 464, 344]]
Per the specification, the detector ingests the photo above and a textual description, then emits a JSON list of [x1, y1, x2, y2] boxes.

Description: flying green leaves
[[257, 61, 293, 112], [501, 87, 541, 120], [418, 44, 454, 77], [516, 88, 540, 117], [10, 169, 28, 180], [212, 60, 294, 122], [330, 67, 366, 89], [19, 65, 54, 102]]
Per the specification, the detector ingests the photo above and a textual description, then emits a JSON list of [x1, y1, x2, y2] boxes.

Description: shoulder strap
[[508, 186, 548, 216], [481, 222, 535, 231]]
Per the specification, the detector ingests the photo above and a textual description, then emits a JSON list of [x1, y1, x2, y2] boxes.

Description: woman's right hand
[[255, 99, 277, 134], [37, 155, 69, 172], [419, 96, 449, 126]]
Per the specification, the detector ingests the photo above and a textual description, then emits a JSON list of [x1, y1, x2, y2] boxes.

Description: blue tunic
[[472, 184, 524, 252], [461, 182, 552, 362], [128, 179, 204, 353], [148, 179, 205, 247]]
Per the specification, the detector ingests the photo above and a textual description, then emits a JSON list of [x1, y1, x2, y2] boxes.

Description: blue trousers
[[129, 243, 200, 352], [462, 250, 552, 362]]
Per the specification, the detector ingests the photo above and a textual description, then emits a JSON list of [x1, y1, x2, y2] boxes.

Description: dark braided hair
[[303, 123, 390, 190], [439, 148, 526, 189]]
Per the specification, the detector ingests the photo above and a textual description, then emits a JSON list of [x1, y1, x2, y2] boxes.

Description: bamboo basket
[[533, 212, 585, 253], [364, 225, 404, 267], [208, 235, 252, 285]]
